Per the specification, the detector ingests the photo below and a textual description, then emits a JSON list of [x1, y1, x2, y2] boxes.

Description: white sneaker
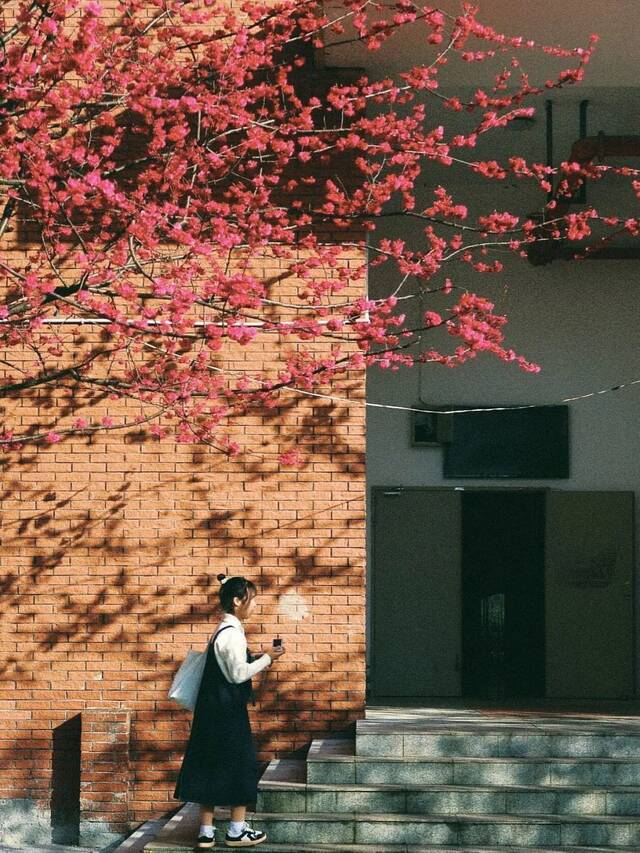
[[224, 823, 266, 847]]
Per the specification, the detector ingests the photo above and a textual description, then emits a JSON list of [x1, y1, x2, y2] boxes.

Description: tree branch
[[0, 197, 16, 242]]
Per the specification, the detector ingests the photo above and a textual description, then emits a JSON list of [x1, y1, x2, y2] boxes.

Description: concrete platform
[[364, 704, 640, 734]]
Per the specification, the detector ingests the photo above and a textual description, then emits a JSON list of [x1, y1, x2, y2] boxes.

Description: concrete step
[[193, 810, 640, 847], [143, 802, 640, 851], [258, 759, 640, 816], [356, 720, 640, 758], [307, 738, 640, 787]]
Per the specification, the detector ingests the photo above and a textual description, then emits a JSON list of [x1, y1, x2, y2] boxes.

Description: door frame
[[367, 486, 636, 703]]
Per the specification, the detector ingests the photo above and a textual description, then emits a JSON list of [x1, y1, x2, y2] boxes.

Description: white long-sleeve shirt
[[213, 612, 271, 684]]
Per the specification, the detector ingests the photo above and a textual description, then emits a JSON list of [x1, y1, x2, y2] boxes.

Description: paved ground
[[0, 846, 97, 852]]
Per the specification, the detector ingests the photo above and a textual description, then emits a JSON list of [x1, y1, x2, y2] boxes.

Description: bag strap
[[210, 623, 234, 645]]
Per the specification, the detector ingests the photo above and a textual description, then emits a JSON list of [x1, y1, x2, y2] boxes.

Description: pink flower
[[478, 211, 520, 233], [100, 416, 114, 427], [45, 432, 61, 444], [565, 212, 594, 241], [41, 18, 58, 36], [227, 325, 258, 345], [73, 418, 89, 429], [424, 311, 442, 326], [471, 161, 507, 180]]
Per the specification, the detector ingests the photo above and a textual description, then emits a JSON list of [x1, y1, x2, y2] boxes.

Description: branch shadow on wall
[[0, 384, 365, 830]]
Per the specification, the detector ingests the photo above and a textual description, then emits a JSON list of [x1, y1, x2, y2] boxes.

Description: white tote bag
[[168, 647, 208, 711]]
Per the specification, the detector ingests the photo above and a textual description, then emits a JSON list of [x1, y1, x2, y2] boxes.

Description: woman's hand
[[269, 644, 286, 660]]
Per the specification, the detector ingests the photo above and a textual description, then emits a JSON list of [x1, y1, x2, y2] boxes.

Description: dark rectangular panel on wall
[[443, 405, 569, 478], [371, 488, 462, 698], [545, 490, 635, 698]]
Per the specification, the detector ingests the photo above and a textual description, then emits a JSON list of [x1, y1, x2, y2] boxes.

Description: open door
[[545, 491, 634, 698], [371, 489, 461, 698], [461, 491, 546, 699]]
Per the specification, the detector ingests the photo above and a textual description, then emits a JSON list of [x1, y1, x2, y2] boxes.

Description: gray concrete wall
[[362, 83, 640, 696]]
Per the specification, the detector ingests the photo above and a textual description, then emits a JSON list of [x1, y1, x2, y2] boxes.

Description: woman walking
[[174, 574, 285, 848]]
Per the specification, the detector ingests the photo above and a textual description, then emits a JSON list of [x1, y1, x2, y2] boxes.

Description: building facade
[[2, 0, 640, 847]]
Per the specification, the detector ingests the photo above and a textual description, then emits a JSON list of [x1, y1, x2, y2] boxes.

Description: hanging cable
[[280, 377, 640, 415]]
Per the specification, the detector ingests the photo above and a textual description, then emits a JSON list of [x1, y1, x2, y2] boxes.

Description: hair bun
[[217, 573, 227, 583]]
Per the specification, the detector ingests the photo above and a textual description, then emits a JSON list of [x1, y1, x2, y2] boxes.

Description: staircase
[[144, 707, 640, 851]]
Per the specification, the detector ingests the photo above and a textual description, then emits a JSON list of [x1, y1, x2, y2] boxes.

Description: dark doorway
[[461, 492, 545, 699]]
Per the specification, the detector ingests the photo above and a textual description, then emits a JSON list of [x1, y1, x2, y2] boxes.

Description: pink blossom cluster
[[0, 0, 629, 461]]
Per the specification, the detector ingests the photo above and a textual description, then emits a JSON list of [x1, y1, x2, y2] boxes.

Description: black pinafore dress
[[174, 625, 258, 806]]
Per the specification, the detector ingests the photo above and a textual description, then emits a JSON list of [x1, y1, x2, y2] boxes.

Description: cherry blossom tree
[[0, 0, 635, 459]]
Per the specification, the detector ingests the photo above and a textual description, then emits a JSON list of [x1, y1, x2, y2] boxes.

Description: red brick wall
[[0, 250, 367, 833]]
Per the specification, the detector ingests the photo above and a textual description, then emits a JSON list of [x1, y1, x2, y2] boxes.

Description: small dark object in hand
[[272, 638, 282, 648]]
